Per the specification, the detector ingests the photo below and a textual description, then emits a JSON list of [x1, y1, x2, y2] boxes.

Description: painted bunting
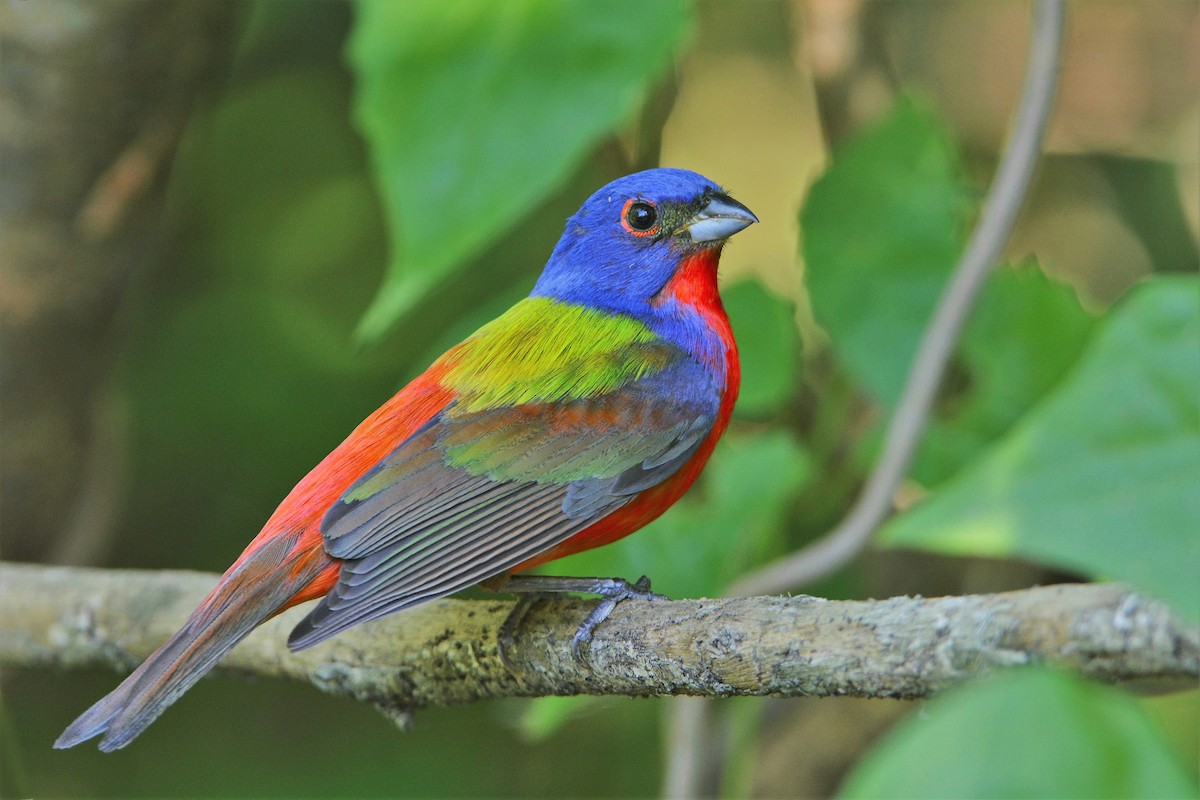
[[56, 168, 756, 751]]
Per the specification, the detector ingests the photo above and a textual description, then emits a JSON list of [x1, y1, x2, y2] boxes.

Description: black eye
[[623, 200, 659, 235]]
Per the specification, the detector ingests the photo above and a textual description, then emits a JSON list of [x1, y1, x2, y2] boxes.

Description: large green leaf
[[959, 262, 1096, 439], [349, 0, 690, 339], [801, 101, 1098, 485], [840, 669, 1198, 799], [801, 98, 969, 410], [914, 261, 1097, 485], [882, 277, 1200, 620]]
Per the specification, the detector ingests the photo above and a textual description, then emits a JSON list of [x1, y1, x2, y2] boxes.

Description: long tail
[[55, 534, 334, 752]]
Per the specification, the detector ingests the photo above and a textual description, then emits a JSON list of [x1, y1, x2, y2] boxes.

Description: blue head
[[531, 168, 757, 316]]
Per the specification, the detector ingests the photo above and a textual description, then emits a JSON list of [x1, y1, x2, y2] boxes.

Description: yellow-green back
[[441, 297, 675, 414]]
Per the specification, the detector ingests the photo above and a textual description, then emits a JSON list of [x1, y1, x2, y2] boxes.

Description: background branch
[[668, 4, 1068, 793], [3, 562, 1195, 723], [728, 0, 1066, 598]]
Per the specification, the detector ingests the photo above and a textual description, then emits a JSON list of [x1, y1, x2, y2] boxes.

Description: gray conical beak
[[685, 192, 758, 243]]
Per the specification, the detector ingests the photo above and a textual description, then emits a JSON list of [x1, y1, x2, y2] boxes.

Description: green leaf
[[914, 260, 1097, 485], [176, 69, 380, 294], [724, 280, 803, 419], [840, 669, 1198, 799], [960, 261, 1096, 436], [801, 102, 1096, 484], [512, 696, 604, 742], [349, 0, 690, 340], [882, 277, 1200, 620], [802, 98, 969, 410]]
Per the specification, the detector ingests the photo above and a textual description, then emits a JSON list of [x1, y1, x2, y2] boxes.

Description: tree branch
[[3, 562, 1195, 721]]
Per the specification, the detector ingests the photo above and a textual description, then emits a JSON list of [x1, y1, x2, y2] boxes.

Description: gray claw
[[571, 575, 665, 663]]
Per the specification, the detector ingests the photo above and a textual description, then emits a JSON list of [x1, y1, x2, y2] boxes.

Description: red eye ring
[[620, 198, 660, 237]]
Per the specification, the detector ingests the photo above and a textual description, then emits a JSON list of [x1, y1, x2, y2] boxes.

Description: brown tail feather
[[55, 535, 328, 751]]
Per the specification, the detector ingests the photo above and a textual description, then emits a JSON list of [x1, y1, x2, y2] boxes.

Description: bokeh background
[[2, 0, 1197, 797]]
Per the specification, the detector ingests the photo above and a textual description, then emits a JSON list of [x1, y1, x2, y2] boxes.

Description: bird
[[55, 167, 757, 751]]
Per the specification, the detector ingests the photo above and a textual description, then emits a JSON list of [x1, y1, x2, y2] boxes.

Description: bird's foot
[[569, 575, 663, 662], [484, 573, 666, 664]]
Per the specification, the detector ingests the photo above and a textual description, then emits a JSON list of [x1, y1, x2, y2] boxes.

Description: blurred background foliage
[[2, 0, 1197, 797]]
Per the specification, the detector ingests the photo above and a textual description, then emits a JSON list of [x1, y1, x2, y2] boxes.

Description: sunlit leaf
[[883, 277, 1200, 620], [349, 0, 690, 339], [840, 669, 1197, 799], [512, 696, 603, 742]]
